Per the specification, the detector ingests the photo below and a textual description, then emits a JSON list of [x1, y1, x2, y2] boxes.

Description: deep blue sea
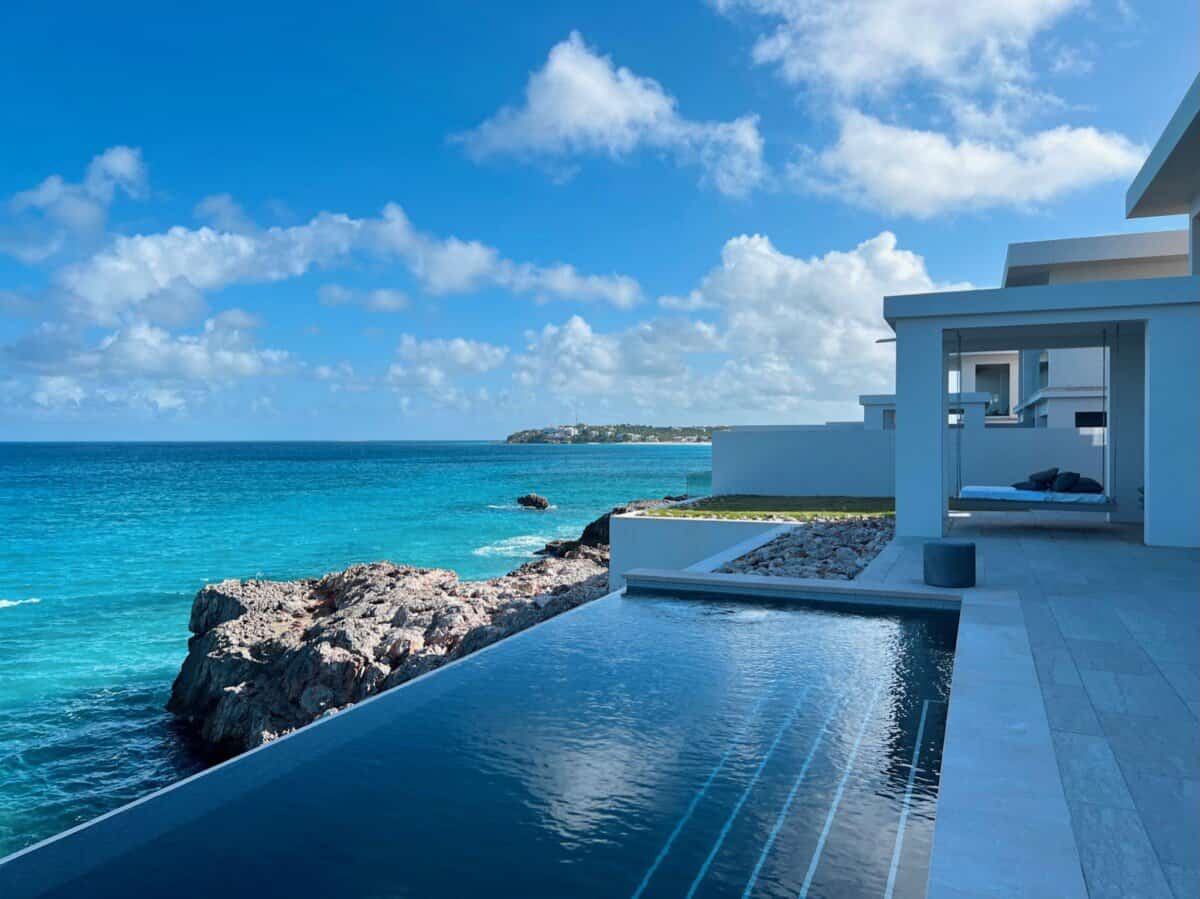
[[0, 441, 710, 858]]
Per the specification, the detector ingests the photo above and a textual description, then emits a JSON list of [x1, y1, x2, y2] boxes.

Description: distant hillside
[[505, 424, 719, 445]]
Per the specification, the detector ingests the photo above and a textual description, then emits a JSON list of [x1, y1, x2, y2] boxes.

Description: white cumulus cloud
[[59, 203, 640, 325], [713, 0, 1082, 98], [802, 110, 1146, 218], [517, 231, 966, 421], [2, 146, 148, 262], [455, 31, 766, 197]]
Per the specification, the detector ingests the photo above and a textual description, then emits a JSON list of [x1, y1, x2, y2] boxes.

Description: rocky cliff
[[168, 503, 659, 756]]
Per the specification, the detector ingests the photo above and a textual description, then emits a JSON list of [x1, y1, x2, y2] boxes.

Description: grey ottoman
[[923, 540, 976, 588]]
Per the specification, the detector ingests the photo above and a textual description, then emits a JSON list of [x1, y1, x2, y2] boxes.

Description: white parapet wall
[[608, 514, 781, 590], [714, 424, 1108, 499], [713, 427, 895, 496]]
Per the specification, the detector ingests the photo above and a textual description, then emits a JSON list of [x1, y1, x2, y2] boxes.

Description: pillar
[[895, 320, 946, 538], [1144, 307, 1200, 547]]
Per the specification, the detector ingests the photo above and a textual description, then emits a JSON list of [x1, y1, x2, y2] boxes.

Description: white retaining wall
[[608, 515, 780, 590], [714, 425, 1105, 498]]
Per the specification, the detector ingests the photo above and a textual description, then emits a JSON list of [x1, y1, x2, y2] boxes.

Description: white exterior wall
[[1047, 348, 1101, 387], [713, 427, 895, 496], [608, 515, 779, 589], [1046, 256, 1189, 283], [1039, 395, 1105, 429], [895, 320, 947, 538], [1144, 305, 1200, 547], [714, 423, 1104, 497]]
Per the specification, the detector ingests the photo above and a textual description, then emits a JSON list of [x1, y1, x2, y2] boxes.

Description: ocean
[[0, 441, 711, 858]]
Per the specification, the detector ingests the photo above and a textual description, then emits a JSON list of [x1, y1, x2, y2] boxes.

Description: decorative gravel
[[718, 516, 894, 580]]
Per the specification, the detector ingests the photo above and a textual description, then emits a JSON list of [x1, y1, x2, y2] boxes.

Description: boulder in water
[[517, 493, 550, 510]]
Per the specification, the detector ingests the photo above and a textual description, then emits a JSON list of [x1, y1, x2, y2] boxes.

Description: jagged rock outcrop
[[517, 493, 550, 509], [168, 543, 609, 756], [537, 498, 672, 558]]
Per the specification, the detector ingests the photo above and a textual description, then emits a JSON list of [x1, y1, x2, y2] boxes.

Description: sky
[[0, 0, 1195, 440]]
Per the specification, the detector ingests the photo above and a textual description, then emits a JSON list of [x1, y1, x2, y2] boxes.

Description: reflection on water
[[15, 592, 957, 899]]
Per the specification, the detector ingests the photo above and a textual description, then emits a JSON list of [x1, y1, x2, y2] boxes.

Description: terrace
[[864, 513, 1199, 897]]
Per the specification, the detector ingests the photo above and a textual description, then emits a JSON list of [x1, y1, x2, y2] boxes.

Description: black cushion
[[1052, 471, 1080, 492], [1011, 481, 1041, 491], [1051, 471, 1080, 492], [1029, 467, 1059, 486], [1069, 477, 1104, 494]]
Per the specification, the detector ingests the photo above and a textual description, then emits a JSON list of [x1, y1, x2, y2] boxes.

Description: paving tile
[[1042, 683, 1103, 736], [1034, 645, 1084, 688], [1157, 663, 1200, 707], [1049, 597, 1134, 642], [1051, 731, 1135, 808], [1065, 637, 1157, 674], [1080, 669, 1194, 718], [1067, 801, 1174, 899], [1162, 864, 1200, 899], [1122, 771, 1200, 869], [1023, 602, 1066, 649], [1099, 711, 1200, 779]]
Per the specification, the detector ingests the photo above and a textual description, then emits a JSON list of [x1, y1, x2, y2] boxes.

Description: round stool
[[923, 540, 976, 588]]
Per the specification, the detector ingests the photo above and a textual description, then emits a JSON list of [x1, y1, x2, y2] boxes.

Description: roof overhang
[[1126, 73, 1200, 218], [1002, 230, 1189, 286], [885, 275, 1198, 326]]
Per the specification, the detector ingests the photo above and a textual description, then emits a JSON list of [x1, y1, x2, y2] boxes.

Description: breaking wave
[[0, 598, 42, 609], [471, 535, 550, 558]]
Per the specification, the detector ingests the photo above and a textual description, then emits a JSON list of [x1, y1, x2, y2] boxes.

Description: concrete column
[[1144, 307, 1200, 547], [1108, 324, 1144, 524], [895, 320, 946, 538], [1018, 349, 1041, 425]]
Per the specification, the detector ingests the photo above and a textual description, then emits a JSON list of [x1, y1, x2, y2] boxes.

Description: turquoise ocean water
[[0, 441, 710, 858]]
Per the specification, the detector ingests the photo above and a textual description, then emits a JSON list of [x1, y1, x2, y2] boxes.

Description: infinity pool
[[1, 591, 957, 898]]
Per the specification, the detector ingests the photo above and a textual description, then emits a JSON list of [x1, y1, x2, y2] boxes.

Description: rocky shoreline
[[167, 501, 660, 756]]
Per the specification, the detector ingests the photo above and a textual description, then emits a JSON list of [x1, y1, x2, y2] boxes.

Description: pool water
[[2, 592, 957, 899]]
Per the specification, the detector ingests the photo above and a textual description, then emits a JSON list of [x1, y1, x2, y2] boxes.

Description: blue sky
[[0, 0, 1194, 439]]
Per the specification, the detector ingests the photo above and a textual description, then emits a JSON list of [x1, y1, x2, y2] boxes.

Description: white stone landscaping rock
[[717, 516, 893, 581]]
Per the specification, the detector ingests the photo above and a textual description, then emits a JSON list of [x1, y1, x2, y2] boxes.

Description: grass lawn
[[646, 495, 895, 521]]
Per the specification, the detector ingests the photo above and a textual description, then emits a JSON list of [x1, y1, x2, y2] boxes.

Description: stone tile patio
[[863, 512, 1200, 899]]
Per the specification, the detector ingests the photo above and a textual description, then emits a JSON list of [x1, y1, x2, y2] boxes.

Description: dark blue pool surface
[[2, 592, 957, 898]]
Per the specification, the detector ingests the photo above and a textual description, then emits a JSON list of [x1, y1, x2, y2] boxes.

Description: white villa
[[888, 74, 1199, 548]]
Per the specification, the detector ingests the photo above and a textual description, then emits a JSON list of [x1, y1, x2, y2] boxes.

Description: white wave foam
[[0, 598, 41, 609], [471, 535, 550, 558]]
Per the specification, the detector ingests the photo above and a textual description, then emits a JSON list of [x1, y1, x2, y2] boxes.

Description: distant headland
[[505, 423, 719, 445]]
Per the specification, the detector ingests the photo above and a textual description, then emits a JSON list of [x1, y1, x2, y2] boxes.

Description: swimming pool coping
[[926, 583, 1088, 899]]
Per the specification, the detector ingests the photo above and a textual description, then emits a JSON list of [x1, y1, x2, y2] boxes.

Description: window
[[1075, 411, 1107, 428], [882, 409, 896, 430], [975, 364, 1011, 416]]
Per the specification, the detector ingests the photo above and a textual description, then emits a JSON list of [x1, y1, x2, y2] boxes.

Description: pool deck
[[862, 512, 1200, 899]]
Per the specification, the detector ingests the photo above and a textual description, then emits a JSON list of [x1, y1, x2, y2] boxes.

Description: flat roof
[[1126, 73, 1200, 218], [885, 275, 1198, 326], [1002, 230, 1189, 286]]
